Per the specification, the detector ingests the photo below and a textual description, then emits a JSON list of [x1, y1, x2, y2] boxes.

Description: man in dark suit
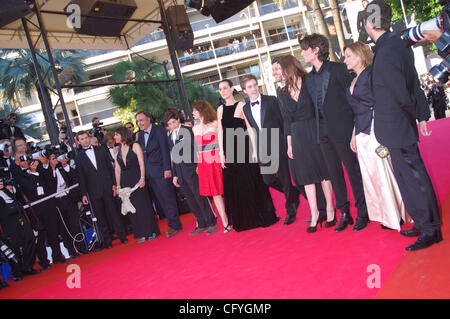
[[240, 74, 300, 225], [136, 111, 182, 237], [430, 83, 448, 120], [364, 0, 442, 251], [163, 108, 217, 235], [300, 33, 369, 232], [2, 113, 25, 140], [74, 130, 127, 249]]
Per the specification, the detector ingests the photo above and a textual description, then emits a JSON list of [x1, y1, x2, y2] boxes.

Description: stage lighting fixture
[[185, 0, 256, 23]]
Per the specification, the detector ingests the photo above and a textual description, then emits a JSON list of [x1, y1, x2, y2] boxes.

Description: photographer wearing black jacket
[[0, 179, 41, 281], [12, 151, 68, 269], [1, 113, 25, 140]]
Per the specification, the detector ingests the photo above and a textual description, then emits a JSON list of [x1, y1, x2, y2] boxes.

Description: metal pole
[[158, 0, 192, 122], [32, 1, 76, 149], [21, 18, 59, 145], [163, 60, 178, 107], [205, 24, 222, 80]]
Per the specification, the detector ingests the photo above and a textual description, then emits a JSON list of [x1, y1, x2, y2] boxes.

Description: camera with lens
[[402, 0, 450, 83], [0, 239, 19, 265]]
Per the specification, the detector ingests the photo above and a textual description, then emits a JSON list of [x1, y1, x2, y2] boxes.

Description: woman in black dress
[[217, 79, 279, 232], [113, 127, 160, 243], [277, 55, 335, 232]]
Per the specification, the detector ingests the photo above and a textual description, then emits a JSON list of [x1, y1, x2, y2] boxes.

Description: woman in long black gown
[[277, 55, 335, 232], [114, 127, 160, 243], [217, 79, 279, 232]]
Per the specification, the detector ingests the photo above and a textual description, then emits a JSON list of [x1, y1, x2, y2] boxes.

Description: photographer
[[0, 140, 13, 176], [0, 179, 41, 282], [45, 153, 88, 257], [1, 113, 25, 140], [12, 151, 68, 269], [89, 117, 105, 145]]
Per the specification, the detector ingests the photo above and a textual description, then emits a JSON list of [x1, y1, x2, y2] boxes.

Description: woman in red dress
[[192, 101, 230, 233]]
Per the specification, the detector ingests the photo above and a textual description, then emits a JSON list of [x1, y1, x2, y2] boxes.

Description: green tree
[[0, 49, 87, 140], [386, 0, 442, 24], [108, 58, 220, 123], [0, 98, 42, 139]]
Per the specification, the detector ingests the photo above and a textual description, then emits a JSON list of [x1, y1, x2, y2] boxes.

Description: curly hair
[[192, 101, 217, 124], [298, 33, 330, 62], [278, 55, 308, 94]]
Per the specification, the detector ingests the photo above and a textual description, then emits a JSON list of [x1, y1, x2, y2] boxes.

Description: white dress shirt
[[84, 145, 97, 170], [107, 146, 115, 159], [0, 189, 14, 204], [143, 124, 153, 147], [54, 166, 70, 198], [172, 124, 181, 144], [250, 94, 262, 130]]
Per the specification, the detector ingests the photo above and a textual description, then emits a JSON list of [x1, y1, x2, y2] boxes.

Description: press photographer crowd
[[0, 0, 449, 292]]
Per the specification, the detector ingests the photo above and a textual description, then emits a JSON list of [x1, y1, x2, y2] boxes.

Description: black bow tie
[[144, 131, 149, 135], [251, 101, 259, 106], [84, 146, 93, 151]]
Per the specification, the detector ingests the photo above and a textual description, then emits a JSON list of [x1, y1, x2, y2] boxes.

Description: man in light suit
[[136, 111, 182, 238]]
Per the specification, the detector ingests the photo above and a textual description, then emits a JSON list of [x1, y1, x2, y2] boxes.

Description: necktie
[[251, 101, 259, 106]]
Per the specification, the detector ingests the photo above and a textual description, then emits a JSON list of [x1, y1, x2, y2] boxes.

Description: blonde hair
[[344, 41, 374, 68]]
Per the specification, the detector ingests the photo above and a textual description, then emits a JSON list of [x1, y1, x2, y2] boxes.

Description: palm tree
[[329, 0, 346, 56], [0, 99, 42, 139], [274, 0, 337, 61], [0, 49, 87, 141]]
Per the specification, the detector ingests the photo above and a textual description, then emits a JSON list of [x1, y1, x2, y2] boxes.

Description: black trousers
[[319, 135, 368, 219], [178, 168, 216, 228], [1, 210, 36, 275], [390, 144, 441, 236], [147, 176, 182, 230], [261, 154, 300, 217], [91, 192, 126, 246], [55, 196, 86, 254], [33, 200, 64, 265]]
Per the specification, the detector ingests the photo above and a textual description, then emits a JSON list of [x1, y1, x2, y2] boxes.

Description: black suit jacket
[[2, 125, 25, 140], [137, 124, 172, 179], [371, 31, 430, 148], [305, 61, 355, 143], [168, 125, 197, 184], [43, 164, 79, 201], [243, 94, 287, 165], [75, 146, 115, 200]]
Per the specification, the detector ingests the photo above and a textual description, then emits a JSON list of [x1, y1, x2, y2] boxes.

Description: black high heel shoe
[[325, 209, 337, 228], [307, 213, 325, 233]]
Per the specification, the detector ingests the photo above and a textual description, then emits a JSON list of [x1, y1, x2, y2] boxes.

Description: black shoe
[[69, 254, 79, 259], [307, 213, 325, 233], [0, 280, 9, 288], [353, 217, 370, 232], [284, 214, 296, 226], [120, 238, 128, 244], [334, 212, 354, 232], [53, 258, 68, 264], [400, 228, 421, 237], [406, 231, 443, 251], [325, 209, 337, 228], [13, 275, 23, 282], [166, 228, 181, 238], [105, 243, 113, 249], [22, 268, 41, 276], [40, 264, 51, 270]]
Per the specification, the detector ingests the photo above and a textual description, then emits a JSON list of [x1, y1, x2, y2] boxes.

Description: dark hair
[[115, 126, 133, 146], [12, 137, 26, 154], [125, 122, 134, 127], [8, 113, 17, 119], [278, 55, 308, 93], [240, 74, 258, 90], [91, 117, 99, 123], [162, 107, 181, 124], [298, 33, 330, 62], [363, 0, 392, 31], [218, 79, 238, 95], [271, 56, 283, 65], [136, 110, 152, 121], [192, 101, 217, 124], [76, 130, 89, 140]]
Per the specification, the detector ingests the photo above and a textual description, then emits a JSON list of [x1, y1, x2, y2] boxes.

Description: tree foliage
[[108, 58, 220, 123], [386, 0, 443, 24]]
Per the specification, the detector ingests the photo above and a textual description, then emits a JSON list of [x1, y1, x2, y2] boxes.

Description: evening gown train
[[221, 102, 279, 232], [117, 144, 160, 238]]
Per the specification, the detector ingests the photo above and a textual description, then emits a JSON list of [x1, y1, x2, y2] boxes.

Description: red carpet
[[1, 118, 449, 299]]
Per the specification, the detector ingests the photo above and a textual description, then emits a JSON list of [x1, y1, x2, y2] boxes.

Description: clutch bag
[[375, 145, 390, 159]]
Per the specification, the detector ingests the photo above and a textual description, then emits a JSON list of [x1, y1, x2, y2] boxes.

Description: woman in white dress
[[344, 41, 410, 231]]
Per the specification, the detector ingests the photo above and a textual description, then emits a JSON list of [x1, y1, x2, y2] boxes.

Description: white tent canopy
[[0, 0, 183, 50]]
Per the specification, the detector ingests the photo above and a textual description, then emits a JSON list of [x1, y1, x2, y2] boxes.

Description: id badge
[[37, 186, 44, 196]]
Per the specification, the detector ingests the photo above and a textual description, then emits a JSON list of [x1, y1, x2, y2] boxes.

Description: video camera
[[402, 0, 450, 83]]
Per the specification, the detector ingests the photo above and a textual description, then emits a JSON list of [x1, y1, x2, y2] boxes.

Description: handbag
[[375, 144, 390, 159]]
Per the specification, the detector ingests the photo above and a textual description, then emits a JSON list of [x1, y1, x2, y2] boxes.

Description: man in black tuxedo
[[300, 33, 369, 232], [12, 151, 68, 268], [74, 131, 127, 249], [364, 0, 442, 251], [430, 83, 448, 120], [2, 113, 25, 140], [240, 74, 300, 225], [136, 111, 182, 238], [163, 108, 217, 235], [0, 140, 13, 177]]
